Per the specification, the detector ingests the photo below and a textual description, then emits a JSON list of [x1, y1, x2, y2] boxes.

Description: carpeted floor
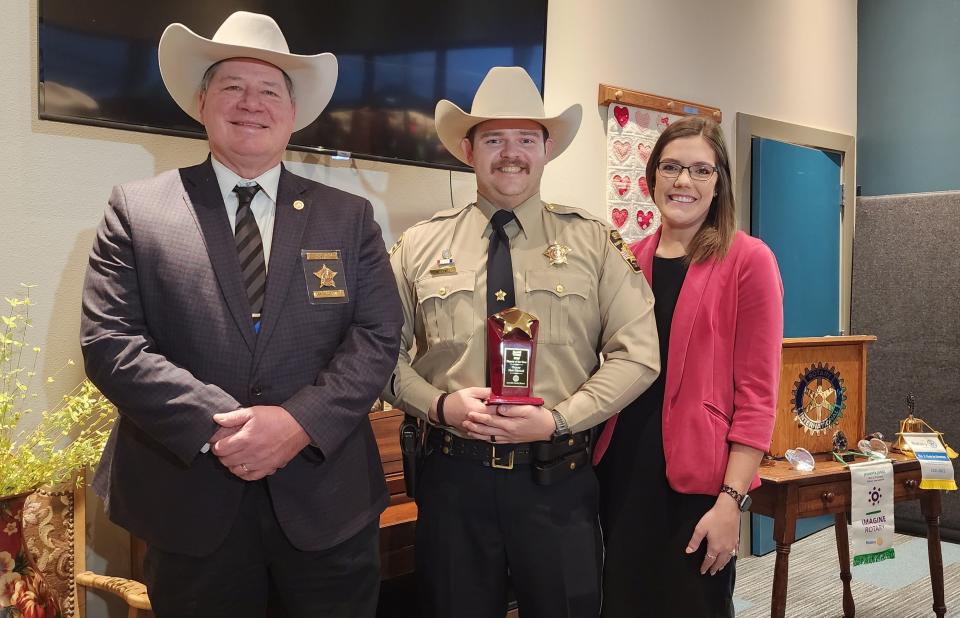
[[377, 528, 959, 617], [734, 529, 960, 617]]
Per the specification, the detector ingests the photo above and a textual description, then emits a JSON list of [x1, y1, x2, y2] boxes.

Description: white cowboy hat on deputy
[[158, 11, 337, 131], [435, 66, 582, 165]]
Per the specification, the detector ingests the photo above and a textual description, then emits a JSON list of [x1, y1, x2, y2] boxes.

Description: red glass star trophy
[[486, 307, 544, 406]]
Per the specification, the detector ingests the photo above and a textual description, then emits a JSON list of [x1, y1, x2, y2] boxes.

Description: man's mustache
[[491, 158, 530, 173]]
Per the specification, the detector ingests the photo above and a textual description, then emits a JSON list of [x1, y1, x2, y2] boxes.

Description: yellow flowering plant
[[0, 285, 114, 498]]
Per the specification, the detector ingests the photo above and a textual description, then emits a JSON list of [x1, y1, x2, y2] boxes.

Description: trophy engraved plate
[[487, 307, 544, 406], [503, 347, 530, 388]]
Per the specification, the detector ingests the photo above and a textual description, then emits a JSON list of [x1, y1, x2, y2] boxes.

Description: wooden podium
[[770, 335, 876, 457]]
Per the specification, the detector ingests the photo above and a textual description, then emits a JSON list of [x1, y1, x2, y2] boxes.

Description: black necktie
[[233, 184, 266, 331], [487, 209, 517, 319]]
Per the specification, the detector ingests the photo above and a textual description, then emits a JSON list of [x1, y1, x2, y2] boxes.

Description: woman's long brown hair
[[645, 116, 735, 263]]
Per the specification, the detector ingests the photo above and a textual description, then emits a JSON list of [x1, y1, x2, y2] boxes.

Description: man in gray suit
[[81, 12, 402, 618]]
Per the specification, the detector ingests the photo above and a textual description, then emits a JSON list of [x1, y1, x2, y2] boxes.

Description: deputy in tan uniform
[[384, 67, 660, 618]]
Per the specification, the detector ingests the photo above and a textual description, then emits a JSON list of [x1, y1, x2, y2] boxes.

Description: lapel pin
[[293, 200, 305, 211]]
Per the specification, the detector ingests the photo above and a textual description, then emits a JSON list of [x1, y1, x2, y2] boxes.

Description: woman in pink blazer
[[594, 116, 783, 617]]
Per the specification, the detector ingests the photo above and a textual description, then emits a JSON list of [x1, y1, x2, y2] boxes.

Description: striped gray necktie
[[233, 184, 266, 332]]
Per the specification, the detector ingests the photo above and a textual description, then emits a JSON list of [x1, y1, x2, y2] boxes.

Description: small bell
[[893, 394, 957, 459], [893, 394, 920, 455]]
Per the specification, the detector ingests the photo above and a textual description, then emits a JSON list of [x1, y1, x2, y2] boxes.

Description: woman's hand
[[685, 496, 741, 575]]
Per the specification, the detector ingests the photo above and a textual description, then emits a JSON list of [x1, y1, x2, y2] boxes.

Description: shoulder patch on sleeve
[[608, 230, 642, 273], [389, 234, 403, 257]]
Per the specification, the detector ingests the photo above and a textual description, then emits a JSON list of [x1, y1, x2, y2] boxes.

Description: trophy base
[[486, 395, 545, 406]]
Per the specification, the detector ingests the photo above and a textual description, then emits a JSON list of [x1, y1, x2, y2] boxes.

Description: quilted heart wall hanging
[[600, 84, 722, 244]]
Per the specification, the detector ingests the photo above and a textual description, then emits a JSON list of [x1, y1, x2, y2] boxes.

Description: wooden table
[[752, 451, 946, 618]]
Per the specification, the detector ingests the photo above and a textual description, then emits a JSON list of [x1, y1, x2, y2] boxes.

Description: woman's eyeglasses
[[656, 161, 717, 182]]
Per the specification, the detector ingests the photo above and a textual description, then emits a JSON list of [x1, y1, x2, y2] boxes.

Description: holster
[[399, 413, 426, 499], [532, 430, 591, 486]]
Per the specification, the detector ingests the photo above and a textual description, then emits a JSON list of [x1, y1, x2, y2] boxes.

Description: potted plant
[[0, 285, 114, 618]]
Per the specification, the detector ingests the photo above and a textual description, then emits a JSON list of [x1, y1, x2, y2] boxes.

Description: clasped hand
[[444, 387, 555, 443], [210, 405, 310, 481]]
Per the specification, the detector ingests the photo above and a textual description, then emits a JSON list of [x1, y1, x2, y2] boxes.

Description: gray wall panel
[[851, 192, 960, 539]]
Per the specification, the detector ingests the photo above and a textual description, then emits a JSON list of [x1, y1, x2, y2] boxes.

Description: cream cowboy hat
[[158, 11, 337, 131], [435, 66, 582, 165]]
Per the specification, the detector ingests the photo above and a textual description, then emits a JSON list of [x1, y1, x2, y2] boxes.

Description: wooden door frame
[[735, 113, 856, 335]]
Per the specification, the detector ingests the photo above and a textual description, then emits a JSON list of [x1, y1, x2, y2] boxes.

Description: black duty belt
[[428, 429, 591, 473], [428, 430, 533, 469]]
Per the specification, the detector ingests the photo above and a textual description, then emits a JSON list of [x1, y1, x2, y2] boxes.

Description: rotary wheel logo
[[792, 363, 846, 435]]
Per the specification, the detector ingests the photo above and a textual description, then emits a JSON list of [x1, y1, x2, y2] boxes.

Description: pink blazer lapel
[[664, 255, 717, 407]]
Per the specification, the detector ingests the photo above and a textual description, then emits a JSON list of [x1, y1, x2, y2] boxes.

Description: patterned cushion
[[21, 487, 76, 618]]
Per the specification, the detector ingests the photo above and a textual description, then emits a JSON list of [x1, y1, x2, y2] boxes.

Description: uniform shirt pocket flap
[[416, 272, 475, 303], [525, 270, 590, 299]]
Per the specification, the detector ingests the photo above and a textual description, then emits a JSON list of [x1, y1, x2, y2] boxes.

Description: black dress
[[597, 255, 736, 618]]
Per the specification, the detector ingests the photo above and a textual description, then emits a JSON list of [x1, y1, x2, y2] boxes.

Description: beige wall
[[3, 1, 854, 615], [544, 0, 857, 210]]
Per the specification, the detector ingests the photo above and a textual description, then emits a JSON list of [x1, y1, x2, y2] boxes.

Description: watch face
[[740, 494, 753, 512]]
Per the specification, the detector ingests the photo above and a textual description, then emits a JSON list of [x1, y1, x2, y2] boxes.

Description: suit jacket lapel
[[254, 166, 308, 365], [180, 159, 257, 353]]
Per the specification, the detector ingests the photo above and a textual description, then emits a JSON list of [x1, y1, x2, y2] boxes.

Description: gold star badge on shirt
[[495, 289, 507, 302], [314, 264, 338, 288], [544, 243, 571, 266]]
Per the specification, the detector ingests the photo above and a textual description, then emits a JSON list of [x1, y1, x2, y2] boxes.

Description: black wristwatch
[[720, 484, 752, 512]]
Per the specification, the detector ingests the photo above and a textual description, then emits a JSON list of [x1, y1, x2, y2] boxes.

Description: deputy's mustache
[[491, 158, 529, 174]]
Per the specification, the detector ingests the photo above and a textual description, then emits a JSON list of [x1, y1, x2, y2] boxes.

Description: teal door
[[750, 137, 843, 555], [751, 138, 842, 336]]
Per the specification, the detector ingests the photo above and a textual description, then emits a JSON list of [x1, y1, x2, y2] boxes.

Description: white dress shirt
[[210, 156, 281, 270]]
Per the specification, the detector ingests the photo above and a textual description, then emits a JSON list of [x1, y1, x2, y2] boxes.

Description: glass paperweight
[[785, 447, 816, 472], [857, 437, 889, 459]]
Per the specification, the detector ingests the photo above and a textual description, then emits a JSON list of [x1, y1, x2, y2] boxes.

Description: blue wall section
[[858, 1, 960, 196]]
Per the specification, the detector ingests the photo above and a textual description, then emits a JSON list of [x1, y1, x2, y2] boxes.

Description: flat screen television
[[38, 1, 548, 171]]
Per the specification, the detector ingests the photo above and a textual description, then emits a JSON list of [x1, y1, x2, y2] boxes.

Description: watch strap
[[720, 483, 748, 510], [551, 409, 570, 437]]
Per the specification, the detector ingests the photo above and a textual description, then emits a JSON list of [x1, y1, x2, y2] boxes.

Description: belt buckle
[[490, 445, 515, 470]]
